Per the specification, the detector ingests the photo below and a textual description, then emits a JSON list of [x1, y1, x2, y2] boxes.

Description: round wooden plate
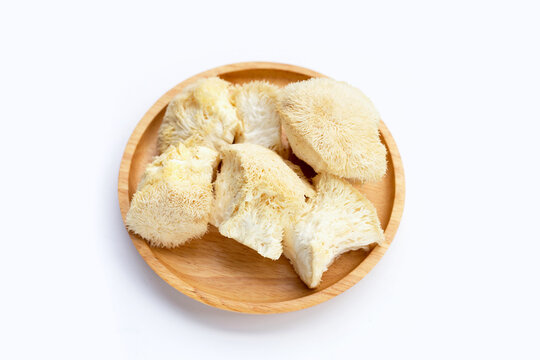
[[118, 62, 405, 314]]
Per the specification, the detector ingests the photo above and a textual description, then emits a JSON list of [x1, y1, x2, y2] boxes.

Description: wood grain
[[118, 62, 405, 314]]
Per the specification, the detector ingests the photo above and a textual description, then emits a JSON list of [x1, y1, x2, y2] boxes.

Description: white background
[[1, 1, 539, 359]]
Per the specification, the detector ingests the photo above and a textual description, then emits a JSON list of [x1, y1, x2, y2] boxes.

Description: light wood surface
[[118, 62, 405, 314]]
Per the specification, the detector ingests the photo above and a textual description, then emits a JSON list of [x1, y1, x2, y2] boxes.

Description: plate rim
[[118, 61, 405, 314]]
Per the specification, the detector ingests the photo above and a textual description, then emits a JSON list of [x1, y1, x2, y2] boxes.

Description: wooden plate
[[118, 62, 405, 314]]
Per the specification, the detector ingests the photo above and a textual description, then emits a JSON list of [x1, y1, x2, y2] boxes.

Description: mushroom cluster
[[126, 77, 387, 288]]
